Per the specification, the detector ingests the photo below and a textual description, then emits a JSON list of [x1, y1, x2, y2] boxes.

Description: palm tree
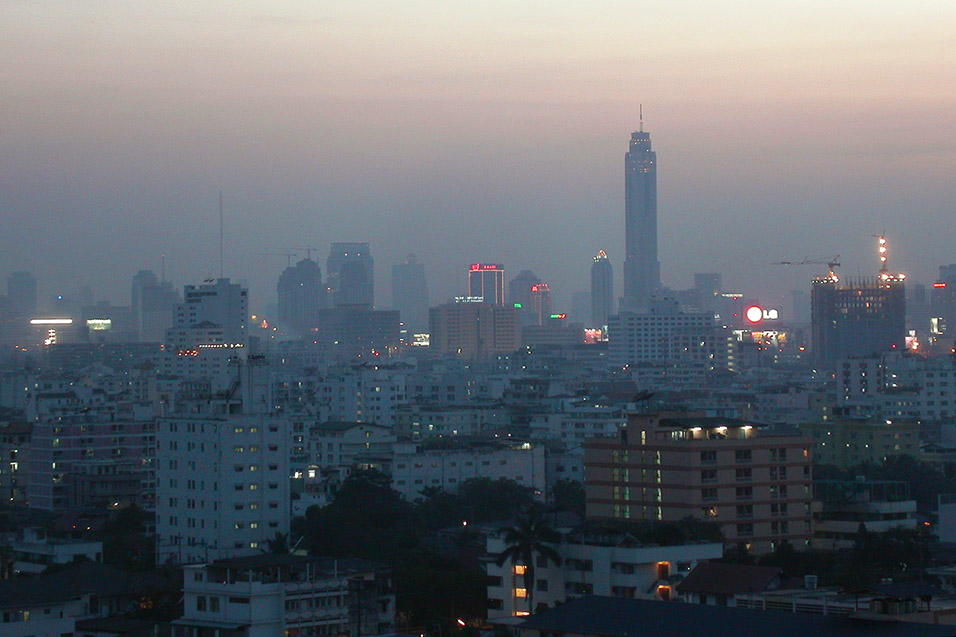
[[494, 506, 561, 615]]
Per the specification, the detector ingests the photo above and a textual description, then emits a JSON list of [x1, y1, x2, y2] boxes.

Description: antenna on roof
[[639, 104, 644, 132], [218, 191, 224, 279]]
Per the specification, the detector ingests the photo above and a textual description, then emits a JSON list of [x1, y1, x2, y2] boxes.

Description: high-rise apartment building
[[584, 413, 813, 554], [623, 122, 660, 311], [930, 264, 956, 346], [277, 258, 327, 334], [166, 278, 249, 351], [132, 270, 180, 342], [591, 250, 613, 327], [468, 263, 505, 306], [391, 254, 429, 332], [155, 406, 291, 565]]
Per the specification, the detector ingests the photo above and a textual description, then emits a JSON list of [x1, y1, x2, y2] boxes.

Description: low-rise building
[[390, 439, 546, 501], [812, 479, 918, 549], [487, 525, 722, 617], [174, 554, 395, 637]]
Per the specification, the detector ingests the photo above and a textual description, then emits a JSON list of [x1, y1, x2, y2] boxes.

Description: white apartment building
[[529, 399, 625, 444], [174, 555, 395, 637], [486, 526, 723, 617], [156, 405, 291, 565], [306, 421, 396, 470], [607, 305, 717, 370], [173, 555, 395, 637], [390, 440, 545, 501]]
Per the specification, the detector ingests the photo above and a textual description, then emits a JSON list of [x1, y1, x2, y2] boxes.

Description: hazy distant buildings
[[311, 305, 401, 361], [7, 271, 37, 317], [391, 254, 429, 332], [327, 242, 374, 307], [508, 269, 540, 309], [591, 250, 613, 327], [622, 124, 660, 311], [469, 263, 505, 306], [132, 270, 180, 342], [166, 278, 248, 351], [277, 258, 327, 334], [429, 299, 518, 361]]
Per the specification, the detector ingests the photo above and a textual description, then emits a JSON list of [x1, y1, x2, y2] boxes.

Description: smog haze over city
[[2, 1, 955, 312]]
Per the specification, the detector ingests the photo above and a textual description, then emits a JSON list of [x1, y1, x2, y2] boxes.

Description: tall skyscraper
[[166, 278, 249, 350], [327, 242, 374, 307], [590, 250, 613, 327], [623, 119, 660, 311], [391, 254, 429, 332], [468, 263, 505, 306], [277, 258, 327, 334]]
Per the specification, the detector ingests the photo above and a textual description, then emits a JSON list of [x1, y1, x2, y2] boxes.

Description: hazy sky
[[3, 1, 955, 314]]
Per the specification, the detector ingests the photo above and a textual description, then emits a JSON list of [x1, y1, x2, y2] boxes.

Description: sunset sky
[[3, 1, 955, 313]]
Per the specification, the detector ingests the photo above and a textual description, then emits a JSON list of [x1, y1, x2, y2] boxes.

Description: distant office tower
[[391, 254, 429, 332], [693, 273, 721, 297], [278, 258, 327, 334], [508, 270, 540, 308], [131, 270, 180, 342], [622, 121, 660, 311], [311, 305, 401, 362], [468, 263, 505, 306], [811, 238, 905, 368], [7, 271, 37, 316], [591, 250, 613, 327], [907, 283, 931, 337], [571, 290, 591, 324], [327, 242, 374, 307], [530, 284, 553, 325], [429, 300, 518, 362]]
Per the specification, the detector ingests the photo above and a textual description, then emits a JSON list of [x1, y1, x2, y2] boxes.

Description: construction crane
[[773, 255, 841, 282], [257, 251, 297, 267], [294, 246, 319, 261]]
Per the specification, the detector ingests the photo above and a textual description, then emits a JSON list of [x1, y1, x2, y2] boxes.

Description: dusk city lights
[[1, 2, 955, 635]]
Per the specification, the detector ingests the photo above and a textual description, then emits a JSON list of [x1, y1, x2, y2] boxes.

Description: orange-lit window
[[657, 561, 671, 579], [514, 588, 527, 598], [514, 565, 527, 575], [657, 585, 671, 601]]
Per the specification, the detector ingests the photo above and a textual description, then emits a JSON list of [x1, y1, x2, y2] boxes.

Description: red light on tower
[[470, 264, 480, 272]]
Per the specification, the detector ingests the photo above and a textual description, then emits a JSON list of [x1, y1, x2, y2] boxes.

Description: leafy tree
[[550, 479, 585, 517], [494, 506, 561, 614]]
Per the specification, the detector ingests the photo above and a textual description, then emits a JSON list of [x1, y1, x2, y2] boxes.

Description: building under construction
[[811, 237, 906, 368]]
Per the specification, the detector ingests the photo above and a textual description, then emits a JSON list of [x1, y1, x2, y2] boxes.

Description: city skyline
[[2, 2, 955, 314]]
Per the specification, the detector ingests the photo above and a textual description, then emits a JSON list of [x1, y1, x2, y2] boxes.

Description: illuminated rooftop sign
[[30, 318, 73, 325]]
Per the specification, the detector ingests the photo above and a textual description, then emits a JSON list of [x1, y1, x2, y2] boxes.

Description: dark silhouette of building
[[429, 300, 518, 362], [811, 241, 906, 368], [327, 242, 374, 307], [468, 263, 505, 306], [591, 250, 613, 327], [277, 258, 327, 334], [623, 119, 660, 311], [391, 254, 428, 333]]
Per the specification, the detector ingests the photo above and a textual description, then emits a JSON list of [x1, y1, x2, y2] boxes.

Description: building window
[[197, 596, 207, 611], [734, 449, 751, 463]]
